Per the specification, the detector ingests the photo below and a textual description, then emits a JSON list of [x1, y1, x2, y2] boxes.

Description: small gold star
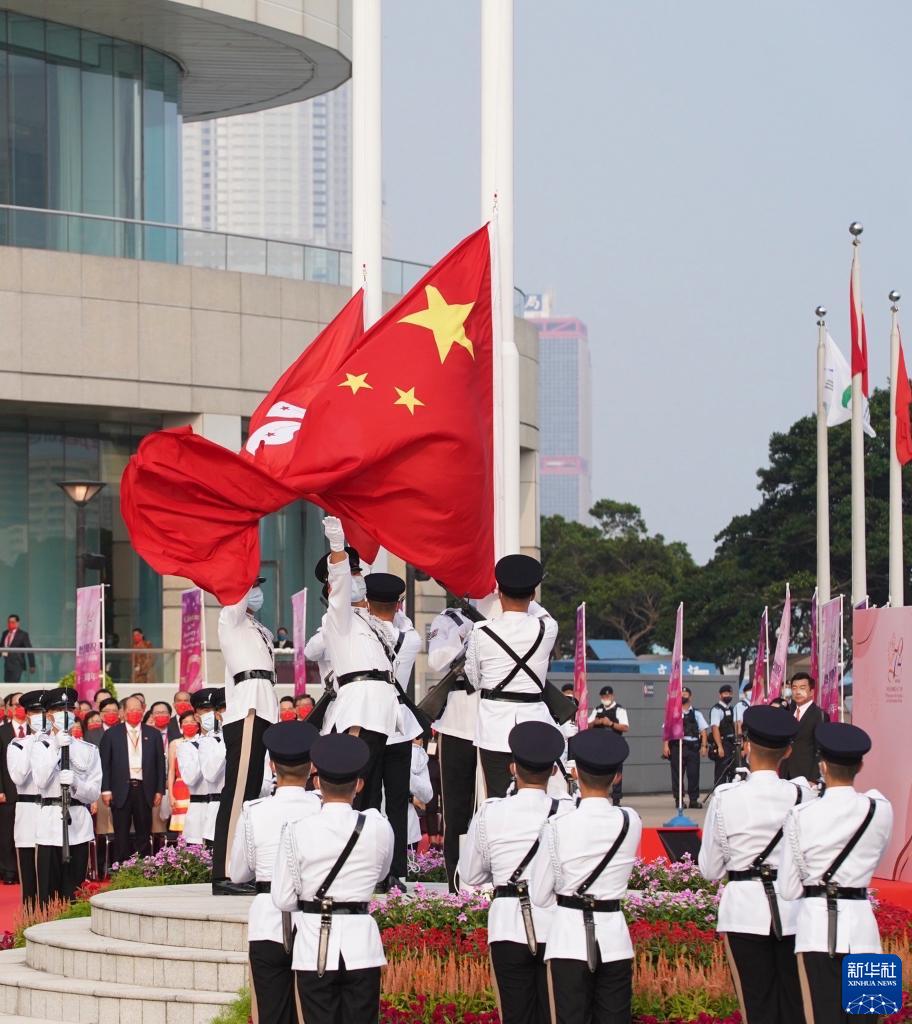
[[393, 386, 425, 415], [338, 372, 373, 395], [398, 286, 475, 364]]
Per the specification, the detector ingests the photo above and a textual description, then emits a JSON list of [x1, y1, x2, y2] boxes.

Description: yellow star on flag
[[338, 372, 373, 395], [393, 386, 425, 415], [398, 286, 475, 364]]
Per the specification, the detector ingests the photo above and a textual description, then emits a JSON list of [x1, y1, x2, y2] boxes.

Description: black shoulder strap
[[575, 809, 630, 897], [509, 798, 559, 884], [822, 798, 877, 884], [751, 785, 804, 870], [393, 633, 405, 657], [443, 609, 464, 626], [315, 813, 366, 900], [481, 619, 547, 693]]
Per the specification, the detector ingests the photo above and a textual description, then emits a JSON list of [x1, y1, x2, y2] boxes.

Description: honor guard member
[[317, 517, 402, 811], [7, 690, 44, 904], [305, 547, 365, 684], [698, 706, 812, 1024], [662, 686, 708, 809], [588, 687, 629, 806], [466, 555, 558, 798], [530, 730, 641, 1024], [31, 688, 102, 905], [459, 721, 573, 1024], [229, 721, 322, 1024], [272, 733, 394, 1024], [175, 687, 222, 847], [710, 684, 738, 785], [779, 722, 893, 1024], [212, 578, 279, 893], [199, 689, 228, 846]]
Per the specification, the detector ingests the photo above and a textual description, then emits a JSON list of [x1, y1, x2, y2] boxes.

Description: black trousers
[[0, 803, 16, 881], [547, 954, 632, 1024], [714, 738, 737, 786], [611, 772, 623, 805], [36, 841, 89, 906], [350, 728, 388, 814], [3, 664, 23, 683], [249, 939, 295, 1024], [16, 846, 37, 905], [725, 931, 806, 1024], [111, 783, 153, 866], [668, 741, 701, 804], [490, 940, 550, 1024], [480, 748, 513, 799], [798, 951, 871, 1024], [212, 712, 270, 879], [439, 733, 477, 890], [295, 958, 381, 1023], [382, 739, 411, 879]]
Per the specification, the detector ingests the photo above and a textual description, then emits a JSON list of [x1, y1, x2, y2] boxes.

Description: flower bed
[[109, 838, 212, 888], [407, 848, 447, 884]]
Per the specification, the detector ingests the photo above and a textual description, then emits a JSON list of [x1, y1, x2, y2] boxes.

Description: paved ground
[[620, 793, 707, 829]]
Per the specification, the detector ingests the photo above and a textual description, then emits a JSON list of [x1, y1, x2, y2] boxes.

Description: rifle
[[60, 738, 71, 865], [417, 654, 473, 723]]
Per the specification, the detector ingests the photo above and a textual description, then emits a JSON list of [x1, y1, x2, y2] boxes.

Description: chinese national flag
[[896, 329, 912, 466], [122, 226, 495, 604]]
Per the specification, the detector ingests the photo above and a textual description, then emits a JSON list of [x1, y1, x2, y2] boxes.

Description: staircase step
[[25, 918, 247, 992]]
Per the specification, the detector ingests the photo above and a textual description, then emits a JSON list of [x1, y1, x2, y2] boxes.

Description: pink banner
[[810, 588, 819, 685], [179, 588, 205, 693], [818, 596, 842, 721], [751, 607, 768, 705], [573, 603, 588, 731], [292, 589, 308, 696], [767, 587, 792, 703], [662, 604, 684, 741], [75, 585, 104, 702]]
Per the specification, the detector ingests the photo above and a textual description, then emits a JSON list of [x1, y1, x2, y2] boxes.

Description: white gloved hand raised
[[55, 731, 71, 748], [322, 516, 345, 553], [58, 770, 74, 787]]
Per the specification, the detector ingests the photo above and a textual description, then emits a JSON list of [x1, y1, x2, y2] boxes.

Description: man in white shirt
[[459, 721, 573, 1024], [779, 722, 893, 1024], [272, 733, 394, 1024], [780, 672, 828, 783], [588, 686, 629, 806], [229, 720, 321, 1024]]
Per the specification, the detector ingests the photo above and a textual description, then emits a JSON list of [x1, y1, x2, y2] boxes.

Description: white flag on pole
[[824, 332, 875, 437]]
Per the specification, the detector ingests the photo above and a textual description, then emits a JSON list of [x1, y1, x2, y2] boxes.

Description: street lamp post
[[57, 481, 106, 589]]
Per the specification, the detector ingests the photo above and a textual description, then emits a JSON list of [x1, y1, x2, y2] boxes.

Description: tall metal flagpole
[[889, 290, 903, 606], [816, 306, 831, 604], [849, 222, 867, 605]]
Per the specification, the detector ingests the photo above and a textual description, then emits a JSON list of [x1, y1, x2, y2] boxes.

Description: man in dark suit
[[0, 693, 20, 884], [780, 671, 829, 782], [99, 695, 166, 864], [1, 616, 35, 683]]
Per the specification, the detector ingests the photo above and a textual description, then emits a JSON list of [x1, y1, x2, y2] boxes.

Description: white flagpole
[[849, 223, 867, 605], [838, 594, 845, 722], [764, 606, 770, 696], [816, 306, 831, 604], [889, 291, 903, 607]]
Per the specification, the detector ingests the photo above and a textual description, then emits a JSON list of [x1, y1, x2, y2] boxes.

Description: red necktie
[[18, 727, 24, 738], [794, 707, 800, 720]]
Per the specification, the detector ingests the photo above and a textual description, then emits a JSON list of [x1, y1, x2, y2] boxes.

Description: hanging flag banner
[[818, 596, 843, 722], [75, 585, 104, 702], [751, 607, 769, 705], [824, 333, 875, 437], [179, 588, 206, 693], [767, 585, 792, 703], [292, 589, 308, 697], [662, 604, 684, 741], [810, 588, 819, 685], [573, 603, 588, 730]]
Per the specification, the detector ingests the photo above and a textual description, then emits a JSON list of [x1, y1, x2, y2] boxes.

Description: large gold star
[[398, 286, 475, 363], [338, 372, 372, 395], [393, 386, 425, 415]]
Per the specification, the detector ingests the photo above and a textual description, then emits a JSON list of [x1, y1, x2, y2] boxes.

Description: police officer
[[229, 720, 321, 1024], [530, 729, 642, 1024], [174, 687, 223, 847], [272, 733, 394, 1023], [698, 706, 813, 1024], [779, 722, 893, 1024], [588, 686, 629, 806], [662, 686, 707, 809], [212, 576, 279, 892], [6, 690, 44, 904], [466, 555, 558, 798], [459, 721, 573, 1024], [198, 688, 227, 847], [710, 684, 738, 785], [305, 547, 364, 684]]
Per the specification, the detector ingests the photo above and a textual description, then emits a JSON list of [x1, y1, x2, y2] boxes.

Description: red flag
[[850, 246, 869, 396], [122, 226, 495, 604], [662, 604, 684, 742], [573, 603, 589, 731], [896, 329, 912, 466]]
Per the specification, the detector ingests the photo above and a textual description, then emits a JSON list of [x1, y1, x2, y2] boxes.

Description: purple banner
[[574, 603, 588, 731], [292, 589, 308, 697], [751, 607, 768, 705], [75, 585, 104, 702], [767, 587, 792, 703], [662, 604, 684, 741], [179, 588, 205, 693], [819, 596, 843, 721]]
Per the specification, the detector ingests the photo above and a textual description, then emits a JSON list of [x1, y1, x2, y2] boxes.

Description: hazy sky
[[380, 1, 912, 563]]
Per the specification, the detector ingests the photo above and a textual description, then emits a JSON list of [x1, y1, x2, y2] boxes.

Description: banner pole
[[839, 594, 845, 722], [816, 306, 831, 603], [678, 738, 684, 812], [849, 223, 867, 605], [889, 291, 904, 607]]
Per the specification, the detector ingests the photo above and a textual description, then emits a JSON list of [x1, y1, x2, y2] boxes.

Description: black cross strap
[[444, 609, 465, 627], [575, 809, 630, 898], [751, 783, 804, 872], [314, 814, 366, 900], [822, 798, 876, 886], [509, 798, 559, 885], [482, 619, 547, 694]]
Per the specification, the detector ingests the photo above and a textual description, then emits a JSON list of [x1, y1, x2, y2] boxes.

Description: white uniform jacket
[[31, 734, 102, 847], [272, 803, 393, 971], [303, 629, 332, 686], [428, 608, 478, 743], [459, 788, 574, 946], [175, 739, 211, 845], [407, 745, 434, 845], [229, 787, 322, 943], [530, 798, 642, 964], [779, 786, 893, 954], [198, 732, 226, 841], [386, 613, 423, 746], [219, 597, 278, 726], [7, 733, 40, 847]]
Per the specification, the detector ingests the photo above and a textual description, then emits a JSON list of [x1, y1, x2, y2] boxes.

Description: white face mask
[[351, 576, 367, 602], [782, 685, 793, 701], [246, 586, 264, 612], [200, 711, 216, 734], [53, 711, 73, 731], [29, 713, 45, 734]]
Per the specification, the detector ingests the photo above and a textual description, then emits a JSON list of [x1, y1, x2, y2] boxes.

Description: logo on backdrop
[[842, 954, 902, 1015]]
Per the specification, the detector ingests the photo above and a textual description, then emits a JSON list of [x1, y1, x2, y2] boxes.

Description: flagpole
[[816, 306, 831, 604], [764, 606, 770, 697], [849, 222, 867, 606], [889, 290, 903, 607]]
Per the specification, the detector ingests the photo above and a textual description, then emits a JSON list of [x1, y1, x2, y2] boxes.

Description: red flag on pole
[[751, 607, 769, 705], [573, 603, 588, 731], [896, 329, 912, 466], [850, 244, 869, 396], [766, 584, 792, 703], [662, 604, 684, 741]]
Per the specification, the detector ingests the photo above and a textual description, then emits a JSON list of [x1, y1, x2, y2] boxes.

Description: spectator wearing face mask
[[146, 702, 173, 849], [295, 694, 316, 720], [275, 627, 293, 650], [278, 696, 296, 722], [168, 690, 194, 742]]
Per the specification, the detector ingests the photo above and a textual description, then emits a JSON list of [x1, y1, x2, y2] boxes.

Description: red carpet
[[872, 878, 912, 911], [0, 883, 20, 934]]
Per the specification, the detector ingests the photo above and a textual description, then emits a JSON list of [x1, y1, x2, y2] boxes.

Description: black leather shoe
[[387, 877, 406, 893], [689, 800, 703, 810], [211, 879, 256, 896], [373, 876, 391, 895]]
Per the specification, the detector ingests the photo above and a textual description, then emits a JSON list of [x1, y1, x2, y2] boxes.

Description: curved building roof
[[2, 0, 352, 120]]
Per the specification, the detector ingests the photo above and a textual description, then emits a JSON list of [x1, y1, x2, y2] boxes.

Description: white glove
[[58, 770, 74, 787], [322, 516, 345, 553], [458, 620, 474, 641], [55, 731, 71, 748]]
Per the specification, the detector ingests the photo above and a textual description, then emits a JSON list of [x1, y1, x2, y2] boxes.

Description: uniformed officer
[[459, 721, 573, 1024], [710, 683, 738, 785], [174, 687, 222, 847], [662, 686, 707, 809], [198, 688, 227, 847], [272, 733, 394, 1024], [466, 555, 558, 798], [588, 686, 629, 806], [212, 577, 279, 892], [229, 720, 321, 1024], [530, 729, 641, 1024], [779, 722, 893, 1024], [31, 688, 102, 905], [305, 547, 364, 685], [733, 683, 751, 739], [6, 690, 44, 904], [698, 705, 813, 1024]]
